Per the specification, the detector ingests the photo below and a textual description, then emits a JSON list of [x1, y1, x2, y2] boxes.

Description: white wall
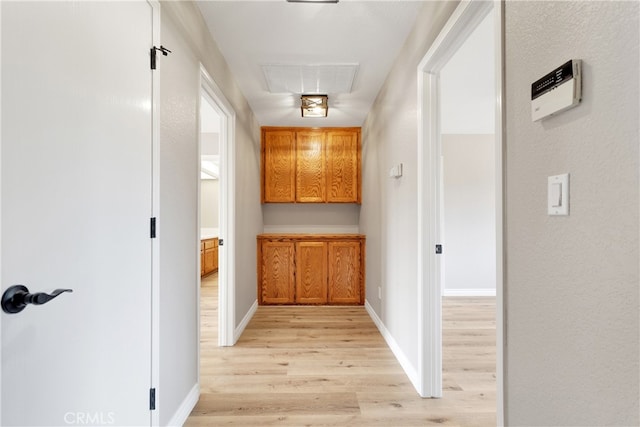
[[262, 204, 360, 233], [504, 2, 639, 425], [159, 1, 261, 425], [359, 1, 459, 383], [440, 9, 495, 135], [200, 179, 219, 228], [441, 134, 495, 295], [438, 9, 496, 296], [158, 11, 200, 427]]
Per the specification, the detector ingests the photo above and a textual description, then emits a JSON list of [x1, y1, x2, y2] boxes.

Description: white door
[[2, 2, 155, 425]]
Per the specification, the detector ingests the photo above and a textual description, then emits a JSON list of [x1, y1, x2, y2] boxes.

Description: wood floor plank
[[187, 276, 496, 426], [191, 392, 360, 416]]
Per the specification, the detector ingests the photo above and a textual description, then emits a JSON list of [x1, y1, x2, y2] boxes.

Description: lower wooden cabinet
[[327, 241, 361, 304], [201, 237, 219, 277], [260, 240, 295, 304], [258, 234, 365, 305], [296, 241, 328, 304]]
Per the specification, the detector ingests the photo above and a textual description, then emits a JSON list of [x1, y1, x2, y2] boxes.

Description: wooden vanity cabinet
[[200, 241, 205, 276], [258, 234, 365, 305], [261, 127, 361, 204], [201, 237, 219, 277]]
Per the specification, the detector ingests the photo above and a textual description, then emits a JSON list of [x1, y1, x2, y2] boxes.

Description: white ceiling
[[196, 1, 425, 127]]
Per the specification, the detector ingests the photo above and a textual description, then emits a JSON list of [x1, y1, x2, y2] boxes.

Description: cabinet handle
[[1, 285, 73, 314]]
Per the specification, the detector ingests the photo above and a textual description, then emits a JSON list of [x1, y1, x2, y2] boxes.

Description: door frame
[[150, 1, 161, 426], [199, 65, 236, 348], [416, 0, 504, 423], [0, 2, 4, 422]]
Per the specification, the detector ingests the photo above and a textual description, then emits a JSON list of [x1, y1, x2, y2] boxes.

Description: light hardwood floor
[[187, 275, 496, 426]]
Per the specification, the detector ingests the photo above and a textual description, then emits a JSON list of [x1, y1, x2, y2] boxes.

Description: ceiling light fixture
[[301, 95, 328, 118], [287, 0, 338, 3]]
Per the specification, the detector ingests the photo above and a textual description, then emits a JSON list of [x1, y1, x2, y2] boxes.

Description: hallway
[[186, 275, 495, 426]]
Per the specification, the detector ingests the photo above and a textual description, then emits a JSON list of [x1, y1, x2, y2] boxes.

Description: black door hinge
[[219, 239, 224, 246], [435, 244, 443, 254], [150, 217, 156, 239], [150, 45, 171, 70], [149, 388, 156, 410]]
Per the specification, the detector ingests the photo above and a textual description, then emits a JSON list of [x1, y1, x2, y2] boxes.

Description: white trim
[[0, 1, 4, 422], [166, 383, 200, 427], [417, 68, 442, 398], [365, 301, 420, 391], [417, 0, 504, 415], [234, 300, 258, 343], [195, 80, 204, 398], [149, 2, 161, 426], [443, 289, 497, 297], [199, 66, 237, 348], [494, 2, 506, 424]]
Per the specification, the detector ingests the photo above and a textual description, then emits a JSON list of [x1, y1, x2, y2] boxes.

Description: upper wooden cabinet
[[296, 130, 326, 203], [325, 130, 360, 203], [262, 129, 296, 202], [261, 127, 361, 204]]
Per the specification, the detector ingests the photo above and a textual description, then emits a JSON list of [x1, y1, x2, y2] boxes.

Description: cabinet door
[[296, 131, 325, 202], [204, 248, 215, 275], [262, 130, 296, 202], [326, 130, 360, 203], [212, 238, 219, 272], [203, 239, 216, 275], [201, 243, 205, 276], [328, 241, 361, 304], [295, 241, 327, 304], [260, 241, 295, 304]]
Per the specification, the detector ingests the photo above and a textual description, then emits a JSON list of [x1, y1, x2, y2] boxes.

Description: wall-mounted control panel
[[532, 60, 581, 121]]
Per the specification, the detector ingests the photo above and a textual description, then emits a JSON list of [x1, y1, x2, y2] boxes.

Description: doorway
[[416, 0, 504, 423], [439, 9, 496, 298], [199, 66, 236, 350], [199, 91, 222, 347]]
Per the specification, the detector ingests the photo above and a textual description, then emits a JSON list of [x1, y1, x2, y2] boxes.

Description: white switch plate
[[548, 173, 569, 215], [389, 163, 403, 178]]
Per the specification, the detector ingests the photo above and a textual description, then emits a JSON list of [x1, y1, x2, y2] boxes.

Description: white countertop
[[200, 228, 219, 240]]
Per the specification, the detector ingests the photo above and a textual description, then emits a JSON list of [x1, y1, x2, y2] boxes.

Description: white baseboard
[[364, 300, 420, 394], [234, 299, 258, 344], [166, 383, 199, 427], [443, 288, 496, 297]]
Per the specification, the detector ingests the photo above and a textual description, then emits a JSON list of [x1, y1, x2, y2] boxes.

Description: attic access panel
[[262, 63, 358, 94]]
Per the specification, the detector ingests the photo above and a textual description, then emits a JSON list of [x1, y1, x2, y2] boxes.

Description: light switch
[[550, 183, 562, 207], [389, 163, 403, 178], [548, 174, 569, 215]]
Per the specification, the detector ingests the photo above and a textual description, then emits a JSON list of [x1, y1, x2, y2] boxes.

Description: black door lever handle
[[1, 285, 73, 314]]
